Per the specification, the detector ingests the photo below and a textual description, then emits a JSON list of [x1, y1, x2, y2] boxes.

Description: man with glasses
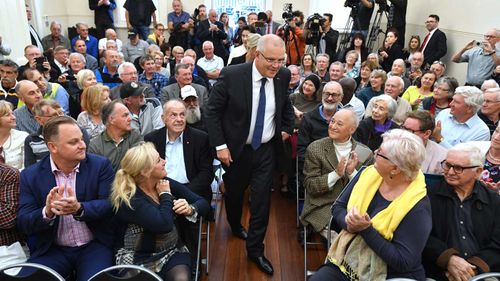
[[430, 60, 446, 79], [110, 62, 154, 100], [24, 100, 90, 167], [478, 87, 500, 136], [434, 86, 490, 148], [452, 28, 500, 88], [423, 144, 500, 281], [420, 14, 447, 68], [89, 100, 142, 172], [402, 110, 447, 174], [205, 34, 294, 275]]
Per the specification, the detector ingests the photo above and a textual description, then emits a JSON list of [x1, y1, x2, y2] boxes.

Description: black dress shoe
[[231, 226, 248, 240], [250, 255, 274, 275]]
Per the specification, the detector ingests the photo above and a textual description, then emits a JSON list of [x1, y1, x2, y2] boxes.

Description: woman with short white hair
[[311, 129, 431, 281], [354, 94, 399, 151]]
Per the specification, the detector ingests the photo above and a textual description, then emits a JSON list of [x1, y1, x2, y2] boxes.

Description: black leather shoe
[[231, 226, 248, 240], [250, 255, 274, 275]]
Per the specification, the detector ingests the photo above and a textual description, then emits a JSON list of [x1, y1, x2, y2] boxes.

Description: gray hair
[[202, 41, 214, 49], [287, 64, 299, 72], [481, 79, 500, 92], [330, 61, 345, 72], [389, 76, 404, 90], [435, 76, 459, 96], [448, 143, 485, 167], [335, 108, 359, 128], [101, 100, 120, 125], [455, 86, 484, 113], [76, 69, 95, 90], [118, 62, 136, 77], [175, 63, 191, 75], [392, 58, 406, 71], [370, 69, 388, 83], [50, 21, 62, 30], [371, 94, 397, 119], [316, 53, 330, 62], [76, 23, 89, 30], [381, 129, 426, 180], [485, 87, 500, 101], [69, 52, 86, 64]]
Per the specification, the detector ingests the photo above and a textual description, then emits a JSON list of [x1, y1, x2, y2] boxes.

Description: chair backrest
[[88, 264, 163, 281], [0, 263, 65, 281], [424, 173, 444, 187], [468, 272, 500, 281]]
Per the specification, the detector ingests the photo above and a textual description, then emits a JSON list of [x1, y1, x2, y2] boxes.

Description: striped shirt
[[49, 157, 93, 247], [13, 106, 40, 135], [0, 164, 22, 246]]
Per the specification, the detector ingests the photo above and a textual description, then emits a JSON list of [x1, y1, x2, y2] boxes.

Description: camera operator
[[167, 0, 193, 50], [277, 10, 306, 65], [351, 0, 374, 38], [387, 0, 408, 47], [304, 13, 339, 62]]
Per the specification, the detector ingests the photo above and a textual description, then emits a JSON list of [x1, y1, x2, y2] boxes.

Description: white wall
[[2, 0, 499, 83], [0, 0, 31, 62]]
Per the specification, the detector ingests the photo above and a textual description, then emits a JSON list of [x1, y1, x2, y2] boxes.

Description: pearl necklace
[[488, 150, 500, 163]]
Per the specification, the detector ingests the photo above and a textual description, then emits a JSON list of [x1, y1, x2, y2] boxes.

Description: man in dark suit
[[420, 14, 447, 68], [144, 99, 213, 260], [17, 116, 115, 280], [195, 9, 228, 63], [204, 34, 294, 275], [305, 13, 339, 62]]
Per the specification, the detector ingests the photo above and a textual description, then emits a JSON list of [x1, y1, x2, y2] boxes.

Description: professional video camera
[[344, 0, 359, 8], [375, 0, 389, 12], [282, 3, 293, 22], [305, 13, 326, 45]]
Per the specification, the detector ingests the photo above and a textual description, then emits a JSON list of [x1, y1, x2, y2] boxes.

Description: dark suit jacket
[[196, 19, 228, 59], [144, 126, 214, 202], [17, 153, 115, 257], [423, 29, 447, 67], [204, 62, 294, 161]]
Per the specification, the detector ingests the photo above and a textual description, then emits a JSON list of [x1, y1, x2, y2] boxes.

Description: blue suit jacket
[[17, 153, 115, 257]]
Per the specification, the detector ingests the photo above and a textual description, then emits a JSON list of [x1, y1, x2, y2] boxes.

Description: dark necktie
[[0, 147, 5, 164], [251, 78, 267, 150]]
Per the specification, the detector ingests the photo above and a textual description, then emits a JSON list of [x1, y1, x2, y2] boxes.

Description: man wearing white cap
[[180, 85, 206, 131], [160, 63, 209, 109]]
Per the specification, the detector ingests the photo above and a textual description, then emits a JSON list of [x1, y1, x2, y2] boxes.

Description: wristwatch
[[73, 204, 84, 221]]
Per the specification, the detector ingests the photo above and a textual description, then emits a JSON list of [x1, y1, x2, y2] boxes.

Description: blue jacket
[[17, 153, 115, 257]]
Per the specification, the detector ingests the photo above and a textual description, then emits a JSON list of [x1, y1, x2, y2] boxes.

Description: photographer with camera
[[348, 0, 374, 38], [18, 45, 51, 81], [304, 13, 339, 62], [451, 28, 500, 88], [277, 6, 306, 65], [167, 0, 193, 50]]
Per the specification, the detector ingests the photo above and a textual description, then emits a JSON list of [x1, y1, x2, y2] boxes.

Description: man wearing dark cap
[[120, 81, 163, 136], [89, 100, 142, 172], [122, 30, 149, 63]]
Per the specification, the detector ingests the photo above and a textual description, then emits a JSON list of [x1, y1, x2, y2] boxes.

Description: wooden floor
[[200, 189, 327, 281]]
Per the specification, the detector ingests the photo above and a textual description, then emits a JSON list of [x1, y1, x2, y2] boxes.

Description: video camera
[[282, 3, 293, 22], [305, 13, 326, 45], [344, 0, 359, 8], [375, 0, 389, 12]]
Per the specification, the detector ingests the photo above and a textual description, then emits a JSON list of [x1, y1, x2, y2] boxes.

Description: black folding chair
[[87, 264, 162, 281], [0, 263, 65, 281]]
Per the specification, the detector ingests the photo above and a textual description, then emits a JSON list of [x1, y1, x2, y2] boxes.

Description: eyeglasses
[[401, 125, 423, 134], [440, 160, 478, 174], [374, 149, 393, 163], [434, 86, 450, 92], [432, 60, 446, 67], [483, 99, 500, 104], [323, 92, 342, 98], [259, 52, 286, 65]]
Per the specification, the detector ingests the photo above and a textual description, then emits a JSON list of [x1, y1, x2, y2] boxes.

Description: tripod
[[366, 5, 388, 52], [337, 7, 358, 56]]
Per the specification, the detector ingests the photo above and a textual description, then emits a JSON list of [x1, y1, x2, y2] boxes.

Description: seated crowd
[[0, 1, 499, 280]]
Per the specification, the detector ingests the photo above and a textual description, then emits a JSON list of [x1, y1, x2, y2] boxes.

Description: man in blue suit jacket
[[17, 116, 115, 281]]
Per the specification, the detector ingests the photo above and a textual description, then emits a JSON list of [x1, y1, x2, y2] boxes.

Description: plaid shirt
[[139, 72, 168, 98], [0, 163, 23, 246]]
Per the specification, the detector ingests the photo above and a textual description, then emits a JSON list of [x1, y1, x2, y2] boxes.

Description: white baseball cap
[[180, 85, 198, 100]]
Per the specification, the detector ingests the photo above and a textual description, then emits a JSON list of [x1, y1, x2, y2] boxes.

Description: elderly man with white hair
[[300, 108, 373, 239], [197, 41, 224, 85], [423, 144, 500, 281], [434, 86, 490, 148], [478, 87, 500, 136], [98, 28, 123, 57], [110, 62, 155, 100], [387, 58, 411, 90], [365, 75, 411, 125]]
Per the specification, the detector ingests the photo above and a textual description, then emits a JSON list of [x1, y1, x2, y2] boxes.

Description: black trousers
[[223, 142, 275, 257]]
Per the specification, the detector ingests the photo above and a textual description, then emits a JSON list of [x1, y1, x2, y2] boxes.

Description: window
[[211, 0, 268, 25]]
